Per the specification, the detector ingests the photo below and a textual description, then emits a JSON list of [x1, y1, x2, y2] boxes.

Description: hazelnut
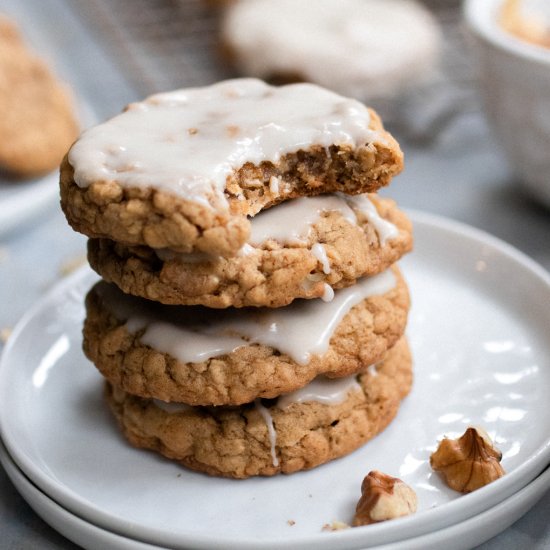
[[352, 470, 417, 526], [430, 426, 505, 493]]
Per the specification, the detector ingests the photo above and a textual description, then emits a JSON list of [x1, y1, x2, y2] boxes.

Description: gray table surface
[[0, 1, 549, 549]]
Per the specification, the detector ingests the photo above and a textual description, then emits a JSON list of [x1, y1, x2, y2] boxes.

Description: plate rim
[[0, 438, 170, 550], [1, 421, 550, 550], [0, 420, 550, 550], [1, 209, 550, 549]]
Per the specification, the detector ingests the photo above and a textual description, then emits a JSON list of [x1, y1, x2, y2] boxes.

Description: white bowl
[[464, 0, 550, 208]]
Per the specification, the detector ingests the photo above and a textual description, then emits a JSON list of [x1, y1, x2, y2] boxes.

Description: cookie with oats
[[105, 336, 412, 478], [60, 78, 403, 257], [87, 193, 412, 308], [83, 265, 409, 406]]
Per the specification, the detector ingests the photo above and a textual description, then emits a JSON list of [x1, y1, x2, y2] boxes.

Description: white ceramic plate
[[0, 439, 166, 550], [1, 438, 549, 550], [1, 211, 549, 550], [0, 171, 60, 236]]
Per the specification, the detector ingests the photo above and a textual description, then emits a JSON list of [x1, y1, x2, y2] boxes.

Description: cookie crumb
[[226, 124, 240, 137], [322, 520, 350, 532], [0, 327, 12, 344], [59, 254, 87, 277], [287, 520, 295, 526]]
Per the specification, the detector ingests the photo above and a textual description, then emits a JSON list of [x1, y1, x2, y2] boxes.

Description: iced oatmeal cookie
[[87, 193, 412, 307], [83, 266, 410, 406], [60, 79, 403, 256], [105, 336, 412, 478]]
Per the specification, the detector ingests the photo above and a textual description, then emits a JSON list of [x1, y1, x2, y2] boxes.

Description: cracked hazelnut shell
[[430, 426, 505, 493], [352, 470, 417, 526]]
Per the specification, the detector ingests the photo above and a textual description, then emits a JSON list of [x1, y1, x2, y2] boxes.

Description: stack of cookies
[[60, 79, 413, 479]]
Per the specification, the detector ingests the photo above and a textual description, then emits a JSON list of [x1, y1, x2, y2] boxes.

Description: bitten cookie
[[84, 266, 409, 406], [105, 336, 413, 478], [87, 193, 413, 308], [0, 15, 78, 178], [60, 78, 403, 257], [222, 0, 440, 100]]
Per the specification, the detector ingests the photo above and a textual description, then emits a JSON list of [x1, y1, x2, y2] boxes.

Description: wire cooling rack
[[69, 0, 231, 96], [68, 0, 479, 144]]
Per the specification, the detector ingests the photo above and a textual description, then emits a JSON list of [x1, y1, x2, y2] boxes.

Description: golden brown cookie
[[87, 194, 413, 307], [0, 15, 78, 178], [83, 265, 410, 406], [105, 336, 413, 478], [60, 79, 403, 257]]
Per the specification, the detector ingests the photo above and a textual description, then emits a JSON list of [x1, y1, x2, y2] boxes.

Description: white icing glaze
[[97, 268, 396, 366], [277, 375, 361, 410], [68, 79, 379, 208], [223, 0, 441, 99], [138, 323, 246, 365], [311, 243, 331, 274], [269, 175, 280, 194], [248, 195, 355, 246], [254, 399, 279, 467], [321, 283, 335, 303], [343, 194, 399, 245], [154, 193, 397, 262]]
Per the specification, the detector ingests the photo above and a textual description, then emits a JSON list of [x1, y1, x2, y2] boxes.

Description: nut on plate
[[430, 426, 505, 493], [352, 470, 417, 527]]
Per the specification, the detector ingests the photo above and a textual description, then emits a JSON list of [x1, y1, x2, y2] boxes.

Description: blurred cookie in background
[[0, 14, 79, 179], [221, 0, 442, 103]]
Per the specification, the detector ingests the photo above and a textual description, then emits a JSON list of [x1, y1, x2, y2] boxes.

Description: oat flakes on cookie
[[87, 193, 413, 308], [105, 336, 413, 478], [0, 14, 78, 178], [83, 265, 410, 406], [60, 78, 403, 256]]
